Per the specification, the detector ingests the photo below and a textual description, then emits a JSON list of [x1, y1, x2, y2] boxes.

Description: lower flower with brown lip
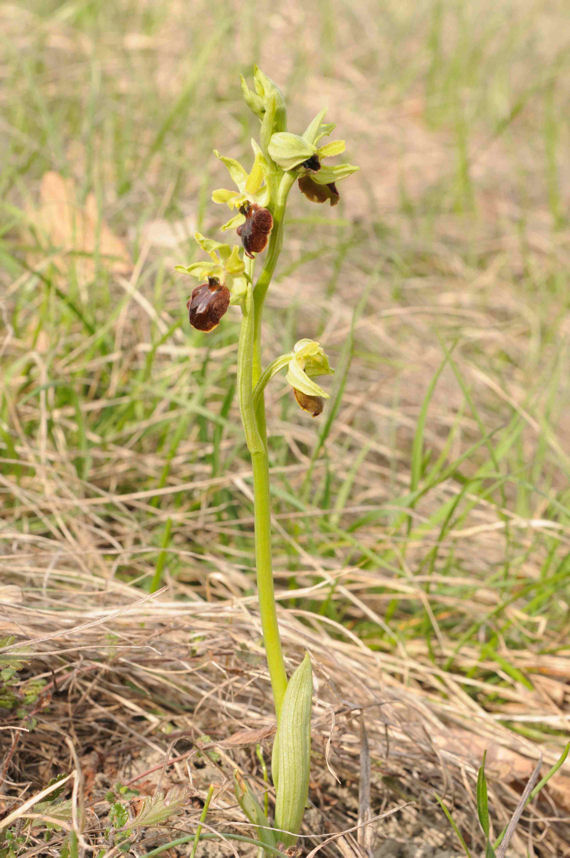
[[187, 277, 230, 332], [237, 202, 273, 258]]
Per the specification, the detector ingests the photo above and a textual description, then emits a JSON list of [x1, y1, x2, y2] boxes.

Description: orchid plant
[[177, 67, 358, 852]]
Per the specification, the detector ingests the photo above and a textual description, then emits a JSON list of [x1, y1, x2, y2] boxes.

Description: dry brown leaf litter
[[1, 583, 569, 856], [27, 172, 131, 285]]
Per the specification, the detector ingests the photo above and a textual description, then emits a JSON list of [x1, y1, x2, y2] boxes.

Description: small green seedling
[[436, 744, 569, 857], [177, 66, 358, 850]]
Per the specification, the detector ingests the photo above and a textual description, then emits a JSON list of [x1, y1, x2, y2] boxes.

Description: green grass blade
[[435, 793, 471, 857]]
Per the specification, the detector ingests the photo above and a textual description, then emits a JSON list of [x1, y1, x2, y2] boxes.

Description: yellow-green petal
[[317, 139, 346, 158], [286, 362, 329, 398], [214, 150, 248, 189], [212, 188, 240, 205], [220, 212, 246, 231]]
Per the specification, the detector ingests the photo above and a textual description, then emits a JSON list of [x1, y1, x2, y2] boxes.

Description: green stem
[[253, 353, 292, 411], [237, 284, 286, 719], [237, 284, 264, 455], [251, 449, 287, 717], [235, 171, 296, 721], [253, 172, 296, 384]]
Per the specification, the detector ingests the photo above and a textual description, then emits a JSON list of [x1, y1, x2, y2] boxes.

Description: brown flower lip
[[236, 202, 273, 258], [294, 388, 324, 417], [298, 175, 340, 206], [187, 277, 230, 332]]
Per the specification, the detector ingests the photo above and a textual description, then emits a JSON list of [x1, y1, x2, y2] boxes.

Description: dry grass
[[2, 585, 569, 856]]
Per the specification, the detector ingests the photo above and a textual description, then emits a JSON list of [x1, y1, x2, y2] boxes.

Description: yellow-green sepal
[[245, 140, 269, 195], [213, 140, 270, 208], [212, 188, 241, 205], [174, 261, 223, 280], [268, 132, 316, 170], [224, 245, 245, 274], [294, 338, 333, 374], [214, 150, 248, 187], [186, 234, 245, 276], [193, 232, 229, 261], [302, 108, 332, 145], [286, 364, 329, 398]]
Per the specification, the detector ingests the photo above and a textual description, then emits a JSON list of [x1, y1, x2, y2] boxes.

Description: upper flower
[[267, 108, 358, 197]]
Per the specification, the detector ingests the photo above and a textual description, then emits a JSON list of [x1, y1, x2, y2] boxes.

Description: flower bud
[[240, 68, 287, 154], [187, 277, 230, 332], [240, 75, 265, 119], [236, 203, 273, 258]]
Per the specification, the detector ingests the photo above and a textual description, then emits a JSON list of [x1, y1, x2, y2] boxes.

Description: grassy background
[[1, 0, 569, 855]]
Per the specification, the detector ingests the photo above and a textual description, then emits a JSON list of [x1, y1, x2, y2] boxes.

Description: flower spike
[[176, 68, 358, 852]]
